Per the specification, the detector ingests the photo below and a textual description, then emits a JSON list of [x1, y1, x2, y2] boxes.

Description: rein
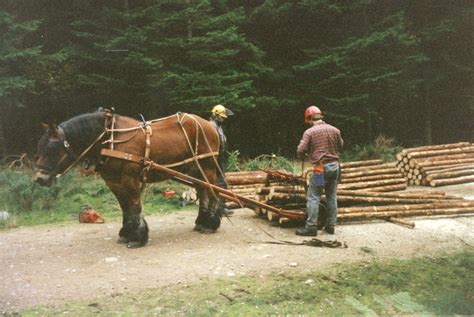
[[55, 127, 107, 178]]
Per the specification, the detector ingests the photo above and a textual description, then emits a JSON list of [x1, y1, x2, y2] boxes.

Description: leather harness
[[99, 112, 219, 181]]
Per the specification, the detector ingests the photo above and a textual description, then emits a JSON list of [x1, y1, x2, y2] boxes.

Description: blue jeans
[[305, 162, 340, 229]]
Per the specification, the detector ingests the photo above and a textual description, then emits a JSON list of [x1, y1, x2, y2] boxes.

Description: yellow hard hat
[[212, 104, 229, 118]]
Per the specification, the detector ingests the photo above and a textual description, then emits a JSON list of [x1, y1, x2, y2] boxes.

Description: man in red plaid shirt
[[296, 106, 344, 236]]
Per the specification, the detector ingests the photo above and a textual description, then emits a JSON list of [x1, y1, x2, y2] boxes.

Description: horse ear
[[48, 124, 59, 138]]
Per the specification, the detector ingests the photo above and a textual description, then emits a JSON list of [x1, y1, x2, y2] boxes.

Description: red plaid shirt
[[297, 121, 343, 164]]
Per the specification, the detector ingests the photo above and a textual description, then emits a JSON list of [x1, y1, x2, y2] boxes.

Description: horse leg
[[195, 187, 221, 233], [106, 181, 131, 244], [194, 187, 208, 232], [105, 179, 149, 248]]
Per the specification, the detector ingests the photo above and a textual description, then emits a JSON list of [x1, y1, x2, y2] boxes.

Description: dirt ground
[[1, 183, 473, 313]]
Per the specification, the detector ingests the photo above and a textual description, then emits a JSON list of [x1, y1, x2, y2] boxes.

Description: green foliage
[[0, 168, 58, 212], [225, 151, 294, 173], [343, 135, 403, 162], [0, 167, 192, 228], [23, 251, 474, 315], [1, 1, 473, 159], [225, 150, 242, 172], [0, 10, 41, 99]]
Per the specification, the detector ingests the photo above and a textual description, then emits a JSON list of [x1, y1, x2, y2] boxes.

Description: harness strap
[[100, 148, 219, 168]]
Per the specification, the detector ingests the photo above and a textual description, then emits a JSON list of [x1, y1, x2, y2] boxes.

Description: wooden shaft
[[149, 162, 287, 216]]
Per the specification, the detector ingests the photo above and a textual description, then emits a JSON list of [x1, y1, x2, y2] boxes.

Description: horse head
[[34, 123, 70, 186], [34, 111, 108, 187]]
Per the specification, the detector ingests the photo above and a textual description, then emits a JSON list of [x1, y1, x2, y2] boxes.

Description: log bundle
[[395, 142, 474, 187], [223, 159, 474, 227], [339, 160, 407, 192]]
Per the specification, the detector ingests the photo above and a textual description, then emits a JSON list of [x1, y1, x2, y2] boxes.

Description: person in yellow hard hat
[[210, 104, 234, 216]]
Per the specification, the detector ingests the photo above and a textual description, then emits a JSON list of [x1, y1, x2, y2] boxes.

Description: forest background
[[1, 0, 473, 160]]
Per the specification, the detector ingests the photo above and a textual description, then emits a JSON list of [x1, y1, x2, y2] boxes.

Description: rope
[[258, 228, 348, 248], [175, 113, 220, 202]]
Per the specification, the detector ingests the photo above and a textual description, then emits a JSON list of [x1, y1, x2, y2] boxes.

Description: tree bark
[[400, 142, 471, 154], [340, 159, 383, 168], [429, 175, 474, 187], [407, 146, 474, 159], [338, 200, 474, 213], [426, 169, 474, 181], [338, 207, 474, 221], [338, 178, 406, 190]]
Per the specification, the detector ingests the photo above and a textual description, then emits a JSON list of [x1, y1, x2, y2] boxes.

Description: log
[[341, 162, 397, 173], [338, 207, 474, 221], [424, 164, 474, 173], [387, 217, 415, 228], [257, 186, 306, 195], [340, 159, 383, 168], [415, 154, 474, 165], [338, 201, 474, 213], [400, 142, 471, 154], [267, 202, 306, 209], [338, 178, 406, 190], [267, 211, 279, 222], [267, 192, 307, 202], [406, 146, 474, 159], [226, 173, 268, 185], [225, 171, 264, 177], [336, 195, 459, 205], [429, 175, 474, 187], [341, 168, 402, 179], [340, 173, 402, 183], [362, 184, 407, 192], [426, 169, 474, 181], [336, 189, 458, 200]]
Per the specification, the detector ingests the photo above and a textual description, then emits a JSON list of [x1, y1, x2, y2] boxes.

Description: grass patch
[[22, 250, 474, 316], [0, 167, 195, 229]]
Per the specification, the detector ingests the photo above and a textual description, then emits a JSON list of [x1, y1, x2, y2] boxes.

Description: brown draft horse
[[34, 109, 222, 248]]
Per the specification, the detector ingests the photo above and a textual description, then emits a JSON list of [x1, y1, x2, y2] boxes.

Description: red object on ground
[[162, 189, 176, 198], [79, 207, 105, 223]]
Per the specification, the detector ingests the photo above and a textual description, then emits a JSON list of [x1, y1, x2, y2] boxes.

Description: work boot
[[295, 227, 317, 236], [324, 226, 335, 234]]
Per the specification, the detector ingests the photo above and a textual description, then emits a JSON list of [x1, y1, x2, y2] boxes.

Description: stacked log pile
[[223, 162, 474, 227], [396, 142, 474, 187], [339, 159, 406, 192]]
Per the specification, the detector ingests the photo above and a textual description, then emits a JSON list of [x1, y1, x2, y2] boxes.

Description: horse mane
[[59, 111, 106, 152]]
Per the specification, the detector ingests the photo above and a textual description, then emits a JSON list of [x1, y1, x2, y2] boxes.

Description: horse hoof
[[193, 224, 203, 231], [117, 236, 129, 244], [199, 227, 216, 234], [127, 241, 145, 248]]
